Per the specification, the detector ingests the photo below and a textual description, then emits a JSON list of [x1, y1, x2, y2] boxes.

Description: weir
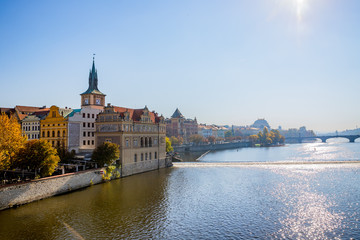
[[173, 161, 360, 167]]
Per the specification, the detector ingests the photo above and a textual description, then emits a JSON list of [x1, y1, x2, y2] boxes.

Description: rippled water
[[0, 141, 359, 239]]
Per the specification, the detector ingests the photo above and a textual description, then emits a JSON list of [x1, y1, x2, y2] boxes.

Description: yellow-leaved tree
[[0, 113, 27, 170]]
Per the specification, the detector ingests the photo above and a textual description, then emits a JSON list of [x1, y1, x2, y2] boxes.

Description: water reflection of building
[[166, 108, 198, 142]]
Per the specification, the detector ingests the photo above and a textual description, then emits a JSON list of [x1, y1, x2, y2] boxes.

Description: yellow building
[[40, 105, 73, 148]]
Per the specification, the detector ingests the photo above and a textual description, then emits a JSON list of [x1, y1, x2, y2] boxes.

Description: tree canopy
[[15, 139, 60, 177], [92, 142, 120, 167], [249, 127, 285, 147], [166, 137, 173, 152], [0, 113, 27, 170]]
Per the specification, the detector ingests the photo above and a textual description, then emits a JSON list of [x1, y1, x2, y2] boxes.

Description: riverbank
[[173, 161, 360, 167], [0, 157, 173, 211]]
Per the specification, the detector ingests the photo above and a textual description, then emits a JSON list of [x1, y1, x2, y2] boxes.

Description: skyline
[[1, 0, 359, 132]]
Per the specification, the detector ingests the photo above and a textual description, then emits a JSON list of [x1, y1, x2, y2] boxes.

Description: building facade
[[40, 105, 73, 148], [165, 108, 198, 142], [95, 104, 166, 176], [21, 110, 49, 140]]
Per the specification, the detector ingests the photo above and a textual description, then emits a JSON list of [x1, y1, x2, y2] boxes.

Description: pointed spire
[[171, 108, 184, 118], [81, 55, 105, 96]]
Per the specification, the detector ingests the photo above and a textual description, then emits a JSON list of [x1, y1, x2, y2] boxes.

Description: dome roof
[[251, 119, 270, 129]]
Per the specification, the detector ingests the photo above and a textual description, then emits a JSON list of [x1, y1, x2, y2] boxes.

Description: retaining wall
[[0, 157, 172, 211], [0, 168, 106, 211], [174, 141, 250, 152]]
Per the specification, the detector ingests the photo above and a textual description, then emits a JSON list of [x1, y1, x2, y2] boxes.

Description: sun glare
[[296, 0, 306, 23]]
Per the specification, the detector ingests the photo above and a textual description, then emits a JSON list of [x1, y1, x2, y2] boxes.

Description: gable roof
[[112, 106, 159, 123], [171, 108, 184, 118]]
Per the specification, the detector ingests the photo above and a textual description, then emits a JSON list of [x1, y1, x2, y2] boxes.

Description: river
[[0, 139, 359, 239]]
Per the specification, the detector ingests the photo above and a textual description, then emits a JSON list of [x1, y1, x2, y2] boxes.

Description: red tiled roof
[[15, 105, 45, 113], [113, 106, 158, 123]]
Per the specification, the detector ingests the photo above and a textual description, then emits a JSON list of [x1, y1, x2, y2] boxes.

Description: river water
[[0, 140, 359, 239]]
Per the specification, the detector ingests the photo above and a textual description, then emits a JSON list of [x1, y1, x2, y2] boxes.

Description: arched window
[[141, 137, 144, 147], [134, 154, 137, 162], [63, 130, 66, 137], [145, 137, 148, 147], [42, 131, 45, 137], [47, 131, 50, 137], [149, 138, 152, 147], [57, 131, 60, 137], [52, 131, 55, 137], [145, 153, 148, 160]]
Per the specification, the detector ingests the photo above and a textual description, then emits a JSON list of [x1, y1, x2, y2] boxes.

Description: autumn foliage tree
[[92, 142, 120, 167], [15, 139, 60, 177], [189, 134, 204, 145], [250, 127, 285, 147], [166, 137, 173, 153], [0, 113, 27, 170]]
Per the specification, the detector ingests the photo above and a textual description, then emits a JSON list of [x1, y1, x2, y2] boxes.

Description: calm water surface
[[0, 141, 359, 239]]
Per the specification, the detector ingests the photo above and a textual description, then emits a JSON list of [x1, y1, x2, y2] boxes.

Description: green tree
[[15, 139, 60, 177], [0, 113, 27, 170], [92, 142, 120, 167], [166, 137, 173, 152], [56, 145, 75, 163], [189, 134, 204, 145]]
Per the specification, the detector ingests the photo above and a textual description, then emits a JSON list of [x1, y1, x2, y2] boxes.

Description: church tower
[[80, 57, 106, 108]]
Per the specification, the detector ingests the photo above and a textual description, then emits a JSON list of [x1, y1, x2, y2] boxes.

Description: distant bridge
[[286, 135, 360, 143]]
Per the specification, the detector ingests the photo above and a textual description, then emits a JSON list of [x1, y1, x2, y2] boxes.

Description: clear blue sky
[[1, 0, 359, 132]]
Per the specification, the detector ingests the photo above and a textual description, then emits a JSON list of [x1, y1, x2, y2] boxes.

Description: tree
[[189, 134, 204, 145], [56, 145, 75, 163], [207, 136, 216, 144], [249, 135, 259, 146], [0, 113, 27, 170], [170, 136, 180, 146], [92, 142, 120, 167], [166, 137, 173, 152], [15, 139, 60, 177], [225, 130, 232, 138]]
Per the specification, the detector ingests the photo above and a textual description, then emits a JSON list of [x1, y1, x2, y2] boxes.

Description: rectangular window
[[92, 114, 95, 118], [92, 140, 94, 145], [134, 154, 137, 162], [87, 113, 90, 118], [83, 140, 86, 145], [83, 122, 86, 127], [88, 122, 90, 128], [88, 140, 90, 145], [88, 132, 90, 137], [83, 132, 86, 137], [126, 140, 129, 147], [83, 113, 85, 118], [155, 152, 157, 159], [92, 123, 94, 128], [92, 132, 94, 137], [141, 153, 143, 161]]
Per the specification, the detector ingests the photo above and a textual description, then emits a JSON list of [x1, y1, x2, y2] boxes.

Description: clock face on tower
[[96, 98, 101, 105], [84, 98, 89, 105]]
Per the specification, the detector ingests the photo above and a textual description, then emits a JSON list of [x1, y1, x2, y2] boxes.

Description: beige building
[[96, 104, 167, 176], [21, 110, 49, 140]]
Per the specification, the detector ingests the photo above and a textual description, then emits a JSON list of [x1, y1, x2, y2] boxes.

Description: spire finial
[[93, 53, 95, 61]]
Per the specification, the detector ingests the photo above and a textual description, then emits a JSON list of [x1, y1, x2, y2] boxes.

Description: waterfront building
[[40, 105, 73, 148], [166, 108, 198, 142], [198, 124, 227, 139], [21, 110, 49, 140], [95, 104, 166, 176], [68, 58, 105, 153]]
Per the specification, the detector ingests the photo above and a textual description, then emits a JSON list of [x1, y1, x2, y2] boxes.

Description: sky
[[0, 0, 359, 132]]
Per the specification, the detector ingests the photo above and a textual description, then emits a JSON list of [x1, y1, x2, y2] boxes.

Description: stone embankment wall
[[0, 157, 172, 211], [174, 141, 250, 153], [0, 168, 106, 211], [122, 157, 172, 177]]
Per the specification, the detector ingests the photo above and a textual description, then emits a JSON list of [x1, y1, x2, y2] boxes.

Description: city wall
[[0, 157, 172, 211]]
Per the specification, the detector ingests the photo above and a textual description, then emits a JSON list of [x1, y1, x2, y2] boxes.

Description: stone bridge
[[286, 135, 360, 143]]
